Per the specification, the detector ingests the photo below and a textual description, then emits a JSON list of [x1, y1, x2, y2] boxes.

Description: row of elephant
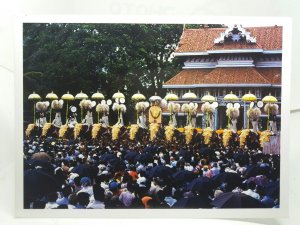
[[25, 122, 274, 149]]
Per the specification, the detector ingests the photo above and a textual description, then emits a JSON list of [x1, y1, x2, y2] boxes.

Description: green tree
[[23, 23, 183, 124]]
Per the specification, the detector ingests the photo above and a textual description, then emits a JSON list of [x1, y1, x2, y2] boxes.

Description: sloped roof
[[256, 68, 281, 84], [176, 26, 282, 53], [164, 67, 281, 85]]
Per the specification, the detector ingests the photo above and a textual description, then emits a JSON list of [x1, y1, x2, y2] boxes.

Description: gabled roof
[[164, 67, 281, 86], [176, 26, 282, 53]]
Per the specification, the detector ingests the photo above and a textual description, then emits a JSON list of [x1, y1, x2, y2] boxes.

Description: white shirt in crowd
[[44, 202, 59, 209], [242, 189, 260, 200]]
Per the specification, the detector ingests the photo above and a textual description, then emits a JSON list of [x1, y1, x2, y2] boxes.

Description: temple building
[[162, 24, 282, 130]]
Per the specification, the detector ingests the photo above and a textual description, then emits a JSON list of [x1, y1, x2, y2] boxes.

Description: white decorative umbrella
[[182, 91, 197, 100], [132, 91, 146, 101], [91, 91, 105, 100]]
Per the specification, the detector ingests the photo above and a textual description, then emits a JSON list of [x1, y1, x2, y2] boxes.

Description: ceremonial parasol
[[164, 92, 179, 124], [201, 92, 216, 102], [112, 90, 125, 99], [165, 92, 179, 101], [149, 94, 162, 102], [201, 92, 217, 128], [28, 92, 41, 123], [242, 91, 257, 102], [91, 91, 105, 101], [224, 91, 239, 101], [75, 91, 89, 122], [224, 91, 239, 128], [242, 91, 257, 128], [112, 91, 125, 124], [182, 90, 197, 100], [262, 93, 278, 130], [131, 91, 146, 101], [61, 91, 74, 124], [75, 91, 88, 100], [46, 91, 58, 123]]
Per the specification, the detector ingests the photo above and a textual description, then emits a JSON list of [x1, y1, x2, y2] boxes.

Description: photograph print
[[23, 22, 281, 210]]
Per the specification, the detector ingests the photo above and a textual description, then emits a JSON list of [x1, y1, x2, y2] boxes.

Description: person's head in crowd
[[141, 196, 152, 209], [93, 185, 105, 202], [80, 177, 91, 187], [109, 181, 119, 194], [61, 185, 73, 198], [76, 192, 90, 208], [247, 181, 257, 191], [214, 189, 224, 199]]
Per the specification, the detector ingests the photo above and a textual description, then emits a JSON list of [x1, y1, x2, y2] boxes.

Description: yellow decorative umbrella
[[242, 91, 257, 128], [224, 91, 239, 101], [262, 94, 278, 103], [61, 92, 75, 124], [46, 91, 58, 123], [28, 92, 41, 123], [132, 91, 146, 101], [242, 92, 257, 102], [165, 93, 178, 101], [91, 91, 105, 100], [262, 93, 278, 130], [201, 92, 216, 102], [112, 90, 125, 99], [182, 91, 197, 100], [75, 91, 88, 100], [75, 91, 89, 122]]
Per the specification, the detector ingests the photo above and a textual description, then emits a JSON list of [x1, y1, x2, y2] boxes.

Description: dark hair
[[61, 185, 73, 197], [76, 192, 90, 206], [93, 185, 105, 202], [248, 181, 256, 190], [46, 192, 58, 202], [73, 176, 81, 186]]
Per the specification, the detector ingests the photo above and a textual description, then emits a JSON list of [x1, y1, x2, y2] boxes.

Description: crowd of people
[[23, 133, 280, 209]]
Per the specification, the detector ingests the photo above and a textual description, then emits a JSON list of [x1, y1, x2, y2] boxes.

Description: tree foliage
[[23, 23, 184, 123]]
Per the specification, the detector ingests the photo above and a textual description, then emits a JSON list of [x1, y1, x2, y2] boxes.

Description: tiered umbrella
[[45, 91, 58, 123], [28, 92, 41, 123], [201, 92, 216, 102], [165, 92, 179, 101], [182, 90, 197, 100], [112, 90, 125, 99], [224, 91, 239, 101], [242, 91, 257, 128], [61, 91, 74, 124], [91, 91, 105, 101], [112, 91, 125, 123], [262, 93, 278, 130], [165, 92, 179, 124], [92, 91, 105, 123], [131, 91, 146, 101], [201, 92, 217, 128], [132, 91, 146, 123], [224, 91, 239, 128], [75, 91, 88, 121]]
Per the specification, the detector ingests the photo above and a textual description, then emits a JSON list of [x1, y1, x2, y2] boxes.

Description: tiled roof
[[164, 67, 280, 85], [164, 69, 213, 85], [176, 26, 282, 52], [256, 68, 281, 84]]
